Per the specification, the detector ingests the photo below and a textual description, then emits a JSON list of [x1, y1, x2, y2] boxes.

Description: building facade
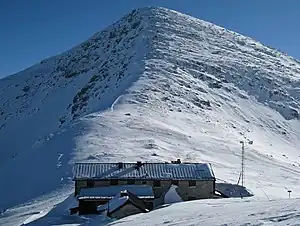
[[73, 160, 216, 202]]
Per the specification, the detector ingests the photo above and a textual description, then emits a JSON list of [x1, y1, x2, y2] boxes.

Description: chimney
[[118, 162, 123, 169], [120, 190, 128, 197], [171, 159, 181, 164], [135, 161, 142, 170]]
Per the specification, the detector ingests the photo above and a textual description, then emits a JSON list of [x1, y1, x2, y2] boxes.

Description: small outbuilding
[[98, 189, 149, 219], [77, 184, 154, 215]]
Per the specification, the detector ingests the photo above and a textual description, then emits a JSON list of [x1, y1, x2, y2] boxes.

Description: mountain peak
[[1, 7, 300, 223]]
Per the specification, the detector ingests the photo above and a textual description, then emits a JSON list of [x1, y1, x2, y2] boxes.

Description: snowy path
[[111, 95, 123, 112]]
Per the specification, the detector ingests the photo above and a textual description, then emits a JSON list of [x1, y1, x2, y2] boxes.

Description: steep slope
[[0, 8, 152, 210], [0, 8, 150, 166], [1, 6, 300, 225]]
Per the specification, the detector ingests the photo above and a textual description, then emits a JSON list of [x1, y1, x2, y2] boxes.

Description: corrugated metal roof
[[73, 162, 215, 180]]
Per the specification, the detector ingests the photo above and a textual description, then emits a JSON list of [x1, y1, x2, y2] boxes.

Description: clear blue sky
[[1, 0, 299, 78]]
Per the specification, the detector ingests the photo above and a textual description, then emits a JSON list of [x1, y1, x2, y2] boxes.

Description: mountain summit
[[1, 7, 300, 224]]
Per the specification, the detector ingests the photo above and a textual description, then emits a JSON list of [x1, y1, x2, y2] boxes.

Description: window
[[153, 180, 161, 187], [127, 180, 135, 185], [188, 196, 196, 201], [189, 180, 196, 187], [86, 180, 94, 188], [172, 180, 179, 186], [110, 179, 118, 185]]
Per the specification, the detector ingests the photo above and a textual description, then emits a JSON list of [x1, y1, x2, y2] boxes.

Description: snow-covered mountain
[[1, 6, 300, 225]]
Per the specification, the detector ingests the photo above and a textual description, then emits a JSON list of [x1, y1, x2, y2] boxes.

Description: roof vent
[[118, 162, 123, 169]]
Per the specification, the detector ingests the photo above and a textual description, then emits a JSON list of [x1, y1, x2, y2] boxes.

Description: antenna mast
[[240, 141, 245, 187], [239, 140, 253, 187]]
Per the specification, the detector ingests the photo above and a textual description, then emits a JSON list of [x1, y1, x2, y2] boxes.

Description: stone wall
[[75, 179, 214, 200]]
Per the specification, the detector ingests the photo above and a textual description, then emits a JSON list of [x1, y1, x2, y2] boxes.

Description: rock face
[[0, 7, 300, 216]]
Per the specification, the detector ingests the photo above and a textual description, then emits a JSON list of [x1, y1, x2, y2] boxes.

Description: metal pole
[[240, 140, 253, 188], [241, 141, 245, 187], [288, 190, 291, 199]]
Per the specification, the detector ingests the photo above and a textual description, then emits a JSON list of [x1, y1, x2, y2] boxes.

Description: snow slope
[[107, 198, 300, 226], [1, 6, 300, 225]]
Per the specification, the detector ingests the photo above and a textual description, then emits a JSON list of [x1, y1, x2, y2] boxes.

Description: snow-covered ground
[[107, 198, 300, 226], [1, 6, 300, 226]]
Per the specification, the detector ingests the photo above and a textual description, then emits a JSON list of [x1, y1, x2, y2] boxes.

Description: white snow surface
[[107, 198, 300, 226], [1, 6, 300, 225], [163, 185, 183, 204]]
